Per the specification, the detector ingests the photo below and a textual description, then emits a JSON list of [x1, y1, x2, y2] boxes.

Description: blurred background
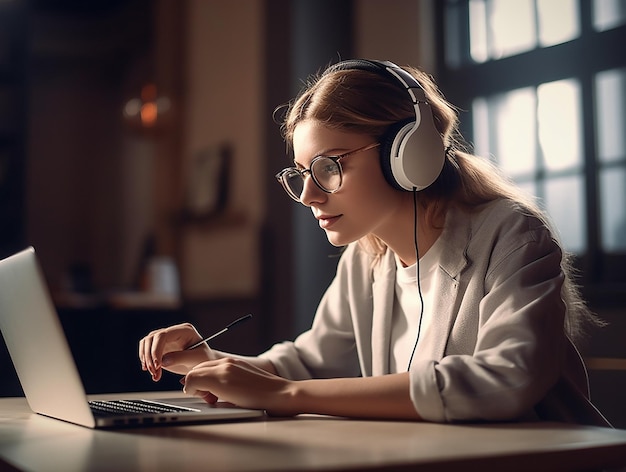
[[0, 0, 625, 427]]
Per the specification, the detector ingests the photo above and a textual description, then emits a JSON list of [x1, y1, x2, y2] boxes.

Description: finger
[[140, 334, 157, 376], [139, 338, 147, 371], [180, 378, 219, 404], [141, 329, 167, 379], [146, 338, 159, 377], [200, 391, 218, 404], [139, 333, 158, 373], [149, 330, 172, 379], [182, 364, 216, 397]]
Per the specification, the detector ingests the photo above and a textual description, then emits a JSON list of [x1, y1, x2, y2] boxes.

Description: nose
[[299, 174, 326, 207]]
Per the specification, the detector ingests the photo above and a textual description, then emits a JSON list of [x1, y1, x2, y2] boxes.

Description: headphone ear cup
[[379, 119, 414, 191]]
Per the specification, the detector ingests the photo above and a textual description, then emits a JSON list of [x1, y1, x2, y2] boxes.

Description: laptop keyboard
[[89, 399, 199, 417]]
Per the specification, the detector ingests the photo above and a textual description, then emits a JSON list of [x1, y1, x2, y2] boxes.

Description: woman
[[139, 59, 608, 424]]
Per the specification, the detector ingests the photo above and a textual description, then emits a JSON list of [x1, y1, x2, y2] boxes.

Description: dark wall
[[290, 0, 354, 335]]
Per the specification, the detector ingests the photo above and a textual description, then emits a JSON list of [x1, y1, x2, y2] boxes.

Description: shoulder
[[441, 199, 561, 272], [443, 198, 550, 251], [467, 199, 555, 245], [466, 199, 563, 276]]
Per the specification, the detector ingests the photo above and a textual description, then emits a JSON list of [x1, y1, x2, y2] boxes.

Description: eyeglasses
[[275, 142, 380, 202]]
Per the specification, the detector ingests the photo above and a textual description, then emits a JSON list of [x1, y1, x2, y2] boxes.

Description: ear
[[379, 119, 414, 191]]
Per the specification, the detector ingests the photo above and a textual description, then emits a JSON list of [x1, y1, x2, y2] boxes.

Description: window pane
[[595, 68, 626, 163], [469, 0, 489, 63], [468, 0, 580, 62], [538, 79, 583, 172], [472, 97, 491, 159], [593, 0, 626, 31], [489, 0, 536, 59], [600, 167, 626, 252], [473, 88, 536, 177], [537, 0, 580, 47], [544, 175, 586, 253]]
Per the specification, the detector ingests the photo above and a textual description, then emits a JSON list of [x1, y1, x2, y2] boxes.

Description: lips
[[316, 214, 341, 229]]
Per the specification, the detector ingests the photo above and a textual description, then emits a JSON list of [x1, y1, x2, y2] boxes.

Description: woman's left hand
[[181, 357, 297, 416]]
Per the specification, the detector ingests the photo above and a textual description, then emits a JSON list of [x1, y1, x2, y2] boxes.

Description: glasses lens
[[311, 157, 341, 192], [281, 169, 305, 200]]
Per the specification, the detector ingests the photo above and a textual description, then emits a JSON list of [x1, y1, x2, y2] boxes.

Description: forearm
[[283, 372, 422, 420]]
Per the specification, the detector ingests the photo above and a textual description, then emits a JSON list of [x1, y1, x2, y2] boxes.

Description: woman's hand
[[182, 357, 296, 416], [179, 356, 422, 420], [139, 323, 213, 381]]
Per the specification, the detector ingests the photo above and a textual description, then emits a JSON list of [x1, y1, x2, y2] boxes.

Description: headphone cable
[[407, 188, 425, 371]]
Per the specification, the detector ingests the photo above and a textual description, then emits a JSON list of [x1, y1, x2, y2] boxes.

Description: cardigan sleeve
[[409, 206, 568, 422]]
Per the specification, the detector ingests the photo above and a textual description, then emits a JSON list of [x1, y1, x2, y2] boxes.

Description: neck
[[375, 196, 445, 267]]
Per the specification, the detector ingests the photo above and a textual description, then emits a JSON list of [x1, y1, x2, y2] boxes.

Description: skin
[[139, 120, 444, 419]]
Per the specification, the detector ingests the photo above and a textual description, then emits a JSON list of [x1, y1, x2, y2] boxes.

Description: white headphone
[[324, 59, 446, 191]]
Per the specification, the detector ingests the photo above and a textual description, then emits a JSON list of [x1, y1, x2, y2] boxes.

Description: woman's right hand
[[139, 323, 213, 382]]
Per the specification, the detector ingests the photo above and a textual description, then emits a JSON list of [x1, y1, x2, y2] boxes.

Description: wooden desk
[[1, 392, 626, 472]]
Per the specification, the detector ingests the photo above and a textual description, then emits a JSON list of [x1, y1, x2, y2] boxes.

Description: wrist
[[208, 348, 226, 362], [269, 379, 306, 417]]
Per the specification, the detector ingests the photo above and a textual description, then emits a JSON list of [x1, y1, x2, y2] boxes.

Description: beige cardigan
[[261, 199, 610, 425]]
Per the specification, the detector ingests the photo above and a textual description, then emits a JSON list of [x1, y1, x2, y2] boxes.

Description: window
[[437, 0, 626, 289], [468, 0, 580, 62], [593, 0, 626, 31], [595, 67, 626, 253]]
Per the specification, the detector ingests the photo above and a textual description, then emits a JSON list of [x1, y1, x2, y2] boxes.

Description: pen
[[185, 313, 253, 350]]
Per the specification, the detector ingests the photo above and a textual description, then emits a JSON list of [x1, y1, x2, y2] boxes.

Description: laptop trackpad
[[152, 397, 253, 411]]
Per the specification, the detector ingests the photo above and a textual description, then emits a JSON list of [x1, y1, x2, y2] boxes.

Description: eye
[[314, 158, 339, 175], [322, 163, 338, 174]]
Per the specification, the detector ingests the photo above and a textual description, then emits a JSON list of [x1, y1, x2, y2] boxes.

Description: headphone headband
[[324, 59, 445, 191], [326, 59, 426, 101]]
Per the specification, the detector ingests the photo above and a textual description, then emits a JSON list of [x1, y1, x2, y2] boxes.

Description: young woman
[[139, 59, 608, 425]]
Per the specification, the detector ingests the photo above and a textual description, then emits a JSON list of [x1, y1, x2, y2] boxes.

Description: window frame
[[434, 0, 626, 302]]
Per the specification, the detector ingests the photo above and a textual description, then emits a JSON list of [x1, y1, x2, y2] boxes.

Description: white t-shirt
[[389, 236, 444, 373]]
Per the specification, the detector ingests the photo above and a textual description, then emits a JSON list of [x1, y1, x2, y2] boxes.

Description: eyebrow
[[293, 147, 351, 168]]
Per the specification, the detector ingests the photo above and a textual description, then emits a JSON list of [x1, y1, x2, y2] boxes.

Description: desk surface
[[1, 392, 626, 472]]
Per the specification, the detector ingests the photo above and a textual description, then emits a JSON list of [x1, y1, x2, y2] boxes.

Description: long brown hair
[[280, 62, 599, 342]]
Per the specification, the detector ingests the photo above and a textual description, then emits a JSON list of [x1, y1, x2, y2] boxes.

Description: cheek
[[361, 188, 400, 219], [351, 160, 398, 198], [345, 168, 402, 216]]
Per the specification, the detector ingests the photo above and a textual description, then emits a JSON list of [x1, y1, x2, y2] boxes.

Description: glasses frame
[[275, 142, 380, 202]]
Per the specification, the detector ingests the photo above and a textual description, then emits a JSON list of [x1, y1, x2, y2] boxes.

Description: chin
[[324, 231, 358, 248]]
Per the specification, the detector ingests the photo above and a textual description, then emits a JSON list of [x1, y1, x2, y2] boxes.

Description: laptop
[[0, 247, 264, 428]]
